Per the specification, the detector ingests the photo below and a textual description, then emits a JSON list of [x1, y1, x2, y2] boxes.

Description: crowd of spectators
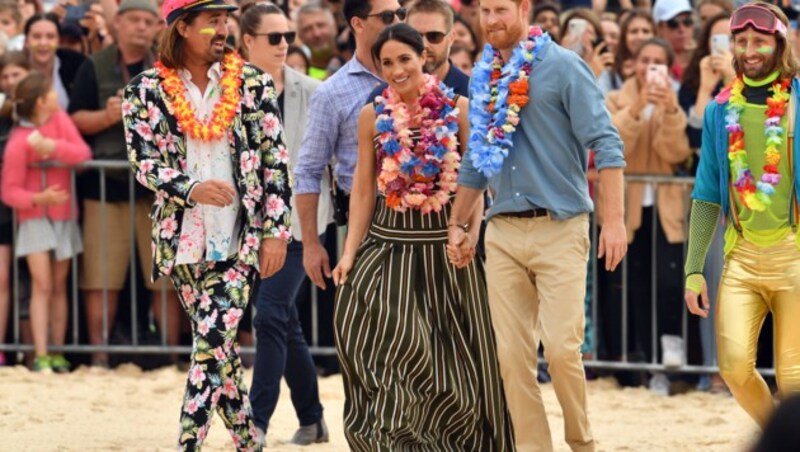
[[0, 0, 793, 396]]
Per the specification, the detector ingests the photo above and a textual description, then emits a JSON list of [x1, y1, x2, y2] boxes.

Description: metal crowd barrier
[[0, 165, 777, 377]]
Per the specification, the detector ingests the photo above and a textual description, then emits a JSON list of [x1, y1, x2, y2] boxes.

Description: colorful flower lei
[[374, 74, 460, 214], [467, 26, 550, 178], [725, 76, 790, 211], [156, 51, 244, 142]]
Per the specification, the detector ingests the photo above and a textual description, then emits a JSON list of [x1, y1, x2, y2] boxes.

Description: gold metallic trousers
[[717, 234, 800, 427]]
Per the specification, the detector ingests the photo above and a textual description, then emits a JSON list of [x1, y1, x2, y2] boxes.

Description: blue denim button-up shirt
[[458, 40, 626, 221]]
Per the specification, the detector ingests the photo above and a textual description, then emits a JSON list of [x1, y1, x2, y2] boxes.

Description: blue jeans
[[250, 236, 324, 431]]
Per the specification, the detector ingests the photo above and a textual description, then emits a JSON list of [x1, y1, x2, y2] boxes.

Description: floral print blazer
[[122, 61, 291, 281]]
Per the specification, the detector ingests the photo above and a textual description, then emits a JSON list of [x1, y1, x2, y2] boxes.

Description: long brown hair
[[158, 11, 200, 70], [681, 12, 731, 96], [13, 71, 49, 121], [612, 9, 656, 81], [731, 1, 799, 80]]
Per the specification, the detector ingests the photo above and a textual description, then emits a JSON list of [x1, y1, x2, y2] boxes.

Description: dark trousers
[[250, 236, 324, 431], [597, 206, 684, 363]]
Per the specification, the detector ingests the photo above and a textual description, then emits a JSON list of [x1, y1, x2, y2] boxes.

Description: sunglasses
[[252, 31, 297, 46], [421, 31, 447, 44], [666, 16, 694, 30], [365, 7, 407, 25], [730, 4, 787, 36]]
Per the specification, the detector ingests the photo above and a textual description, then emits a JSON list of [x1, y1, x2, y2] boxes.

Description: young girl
[[1, 72, 90, 372], [0, 52, 31, 366]]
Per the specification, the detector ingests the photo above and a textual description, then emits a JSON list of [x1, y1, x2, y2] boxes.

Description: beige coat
[[604, 77, 693, 244]]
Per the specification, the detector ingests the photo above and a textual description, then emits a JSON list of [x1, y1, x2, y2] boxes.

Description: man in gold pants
[[684, 1, 800, 428]]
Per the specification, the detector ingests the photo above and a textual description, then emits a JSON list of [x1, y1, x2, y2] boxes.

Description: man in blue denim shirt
[[447, 0, 627, 450]]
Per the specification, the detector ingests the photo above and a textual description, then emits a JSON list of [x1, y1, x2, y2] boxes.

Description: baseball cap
[[653, 0, 693, 23], [117, 0, 159, 17], [161, 0, 237, 25]]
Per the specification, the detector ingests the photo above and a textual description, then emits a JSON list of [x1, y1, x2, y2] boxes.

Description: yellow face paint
[[199, 27, 216, 35]]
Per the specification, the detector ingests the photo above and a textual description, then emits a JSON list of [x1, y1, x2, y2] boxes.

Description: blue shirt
[[293, 57, 382, 194], [364, 62, 471, 104], [458, 41, 625, 221]]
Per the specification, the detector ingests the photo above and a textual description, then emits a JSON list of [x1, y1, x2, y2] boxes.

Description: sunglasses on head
[[666, 16, 694, 29], [422, 31, 447, 44], [730, 4, 787, 37], [365, 7, 407, 25], [252, 31, 296, 45]]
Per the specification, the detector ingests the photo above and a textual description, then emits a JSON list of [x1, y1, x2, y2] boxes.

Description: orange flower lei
[[156, 51, 244, 142]]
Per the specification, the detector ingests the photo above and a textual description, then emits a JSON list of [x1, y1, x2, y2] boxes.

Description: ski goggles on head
[[730, 4, 787, 37]]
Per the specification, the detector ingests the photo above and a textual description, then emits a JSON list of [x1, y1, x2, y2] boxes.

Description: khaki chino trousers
[[485, 213, 594, 452]]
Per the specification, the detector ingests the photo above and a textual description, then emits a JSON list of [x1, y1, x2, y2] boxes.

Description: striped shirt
[[293, 57, 382, 195]]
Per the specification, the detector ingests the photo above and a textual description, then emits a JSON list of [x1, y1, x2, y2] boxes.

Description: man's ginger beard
[[484, 17, 525, 51]]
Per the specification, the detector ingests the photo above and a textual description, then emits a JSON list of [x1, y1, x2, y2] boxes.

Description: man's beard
[[484, 20, 524, 50], [739, 52, 779, 80], [424, 53, 448, 75]]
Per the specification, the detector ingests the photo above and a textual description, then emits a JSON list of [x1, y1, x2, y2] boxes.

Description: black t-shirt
[[69, 58, 148, 202], [278, 90, 285, 118]]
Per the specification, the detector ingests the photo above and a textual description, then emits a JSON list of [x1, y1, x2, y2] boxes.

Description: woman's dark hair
[[23, 12, 60, 37], [453, 14, 478, 53], [13, 71, 50, 121], [561, 8, 605, 43], [287, 45, 310, 74], [239, 2, 284, 58], [613, 8, 656, 80], [371, 23, 424, 67], [158, 11, 201, 70], [681, 12, 731, 96], [635, 37, 676, 69]]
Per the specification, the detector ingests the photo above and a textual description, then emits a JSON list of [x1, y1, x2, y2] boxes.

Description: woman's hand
[[34, 185, 69, 206], [332, 252, 356, 286], [709, 51, 735, 85], [647, 82, 678, 113], [699, 55, 721, 94], [589, 42, 615, 78]]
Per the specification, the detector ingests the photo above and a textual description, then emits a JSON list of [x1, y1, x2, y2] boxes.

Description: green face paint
[[735, 47, 746, 54], [756, 46, 775, 55], [199, 27, 216, 35]]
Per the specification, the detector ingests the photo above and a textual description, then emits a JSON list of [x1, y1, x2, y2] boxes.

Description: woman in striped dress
[[331, 24, 514, 451]]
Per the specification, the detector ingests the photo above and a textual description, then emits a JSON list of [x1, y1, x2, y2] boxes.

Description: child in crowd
[[0, 52, 30, 366], [0, 72, 90, 372]]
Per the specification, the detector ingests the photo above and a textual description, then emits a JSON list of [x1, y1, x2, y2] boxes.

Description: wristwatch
[[448, 221, 470, 233]]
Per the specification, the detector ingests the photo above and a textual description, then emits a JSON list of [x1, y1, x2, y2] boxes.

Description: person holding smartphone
[[560, 8, 614, 77], [604, 37, 692, 394]]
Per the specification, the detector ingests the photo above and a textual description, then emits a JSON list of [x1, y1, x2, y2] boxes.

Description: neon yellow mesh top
[[723, 94, 794, 255]]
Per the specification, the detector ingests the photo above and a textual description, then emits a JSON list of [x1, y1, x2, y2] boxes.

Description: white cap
[[653, 0, 693, 23]]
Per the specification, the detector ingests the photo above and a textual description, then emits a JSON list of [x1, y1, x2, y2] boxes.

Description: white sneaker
[[649, 373, 670, 396], [661, 334, 685, 369]]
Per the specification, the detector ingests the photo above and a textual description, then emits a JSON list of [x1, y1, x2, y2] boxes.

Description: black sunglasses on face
[[365, 7, 407, 25], [666, 16, 694, 29], [252, 31, 297, 45], [422, 31, 447, 44]]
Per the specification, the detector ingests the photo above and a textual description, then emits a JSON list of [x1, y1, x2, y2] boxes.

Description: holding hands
[[446, 224, 477, 269]]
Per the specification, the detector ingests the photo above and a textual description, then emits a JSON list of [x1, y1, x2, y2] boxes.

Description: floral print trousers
[[169, 258, 261, 451]]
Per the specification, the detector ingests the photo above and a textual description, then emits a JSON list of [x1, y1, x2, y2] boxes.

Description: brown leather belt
[[498, 208, 549, 219]]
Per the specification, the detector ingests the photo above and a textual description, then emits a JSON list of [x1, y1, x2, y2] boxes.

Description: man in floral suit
[[122, 0, 291, 449]]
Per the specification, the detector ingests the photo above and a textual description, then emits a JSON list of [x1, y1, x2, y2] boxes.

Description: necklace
[[467, 26, 550, 178], [725, 75, 790, 211], [156, 52, 244, 142], [374, 74, 460, 214]]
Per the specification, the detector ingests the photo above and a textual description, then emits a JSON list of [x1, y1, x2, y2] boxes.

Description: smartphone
[[64, 3, 91, 22], [646, 64, 668, 86], [710, 34, 730, 55], [593, 36, 609, 55], [568, 18, 588, 40]]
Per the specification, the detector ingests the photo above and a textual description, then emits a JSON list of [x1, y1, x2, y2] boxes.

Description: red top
[[1, 110, 91, 222]]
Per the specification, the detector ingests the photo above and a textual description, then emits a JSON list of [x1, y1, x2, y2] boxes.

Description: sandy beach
[[1, 364, 760, 451]]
